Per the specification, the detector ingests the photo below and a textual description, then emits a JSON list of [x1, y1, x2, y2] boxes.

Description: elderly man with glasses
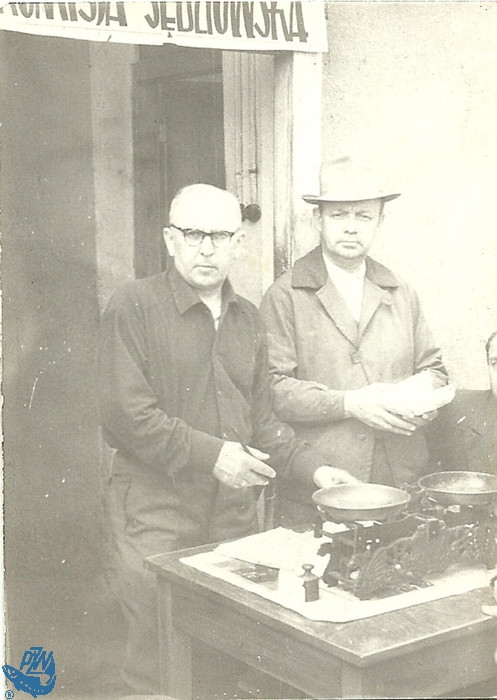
[[99, 183, 355, 695]]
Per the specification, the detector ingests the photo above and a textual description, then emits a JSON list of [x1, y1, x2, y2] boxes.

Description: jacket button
[[358, 433, 366, 441], [350, 351, 361, 364]]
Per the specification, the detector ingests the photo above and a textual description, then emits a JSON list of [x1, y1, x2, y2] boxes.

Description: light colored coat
[[260, 246, 448, 487]]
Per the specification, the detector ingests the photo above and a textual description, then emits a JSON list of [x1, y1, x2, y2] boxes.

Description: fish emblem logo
[[2, 646, 56, 698]]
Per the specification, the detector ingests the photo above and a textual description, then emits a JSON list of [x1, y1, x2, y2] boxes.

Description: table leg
[[157, 579, 193, 700]]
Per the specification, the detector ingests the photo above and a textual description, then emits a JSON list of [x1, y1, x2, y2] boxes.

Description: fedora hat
[[302, 156, 400, 204]]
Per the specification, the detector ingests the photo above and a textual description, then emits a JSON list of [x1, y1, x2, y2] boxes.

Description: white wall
[[321, 1, 497, 388]]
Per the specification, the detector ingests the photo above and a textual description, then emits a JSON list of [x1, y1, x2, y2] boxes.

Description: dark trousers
[[107, 469, 258, 694]]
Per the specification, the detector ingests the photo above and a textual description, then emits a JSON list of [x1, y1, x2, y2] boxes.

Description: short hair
[[169, 184, 241, 227], [485, 330, 497, 362]]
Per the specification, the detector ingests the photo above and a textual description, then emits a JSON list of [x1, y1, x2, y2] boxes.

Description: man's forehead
[[173, 213, 241, 234]]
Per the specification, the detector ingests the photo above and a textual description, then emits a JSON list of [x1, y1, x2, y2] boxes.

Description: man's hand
[[344, 383, 421, 436], [213, 441, 276, 489], [403, 409, 439, 428], [313, 465, 360, 489]]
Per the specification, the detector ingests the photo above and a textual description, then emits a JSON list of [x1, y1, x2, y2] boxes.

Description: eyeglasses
[[171, 225, 236, 248]]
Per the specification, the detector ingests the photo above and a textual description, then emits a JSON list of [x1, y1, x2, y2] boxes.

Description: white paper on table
[[182, 546, 497, 623], [216, 525, 382, 576], [216, 526, 341, 576]]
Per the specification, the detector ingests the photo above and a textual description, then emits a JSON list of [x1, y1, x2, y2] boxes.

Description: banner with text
[[0, 1, 328, 52]]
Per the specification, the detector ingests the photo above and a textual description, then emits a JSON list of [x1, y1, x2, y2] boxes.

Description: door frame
[[273, 51, 323, 279], [91, 44, 323, 297], [223, 49, 323, 296]]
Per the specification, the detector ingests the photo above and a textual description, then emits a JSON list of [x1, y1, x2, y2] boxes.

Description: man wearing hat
[[260, 157, 449, 526]]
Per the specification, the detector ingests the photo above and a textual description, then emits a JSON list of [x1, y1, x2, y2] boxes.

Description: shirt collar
[[168, 263, 238, 315], [291, 245, 399, 290], [322, 252, 366, 282]]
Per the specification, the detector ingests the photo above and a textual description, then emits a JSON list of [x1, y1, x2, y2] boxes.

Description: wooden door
[[133, 46, 322, 289], [222, 52, 275, 305], [222, 51, 323, 301], [133, 45, 225, 278]]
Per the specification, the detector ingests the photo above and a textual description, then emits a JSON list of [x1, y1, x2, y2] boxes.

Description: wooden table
[[147, 543, 497, 699]]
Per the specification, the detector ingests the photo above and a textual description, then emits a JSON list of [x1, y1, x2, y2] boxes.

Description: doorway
[[133, 44, 275, 304], [133, 45, 224, 277]]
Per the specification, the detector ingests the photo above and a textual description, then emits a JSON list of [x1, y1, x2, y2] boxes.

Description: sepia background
[[1, 2, 496, 696]]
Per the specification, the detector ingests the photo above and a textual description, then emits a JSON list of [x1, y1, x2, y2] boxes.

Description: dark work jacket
[[427, 389, 497, 474], [99, 265, 325, 543]]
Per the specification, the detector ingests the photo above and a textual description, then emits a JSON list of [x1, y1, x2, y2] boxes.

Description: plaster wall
[[0, 32, 120, 688], [321, 1, 497, 388], [90, 43, 137, 311]]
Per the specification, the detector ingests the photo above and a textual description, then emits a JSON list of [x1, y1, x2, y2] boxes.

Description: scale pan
[[419, 471, 497, 506], [312, 483, 410, 522]]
